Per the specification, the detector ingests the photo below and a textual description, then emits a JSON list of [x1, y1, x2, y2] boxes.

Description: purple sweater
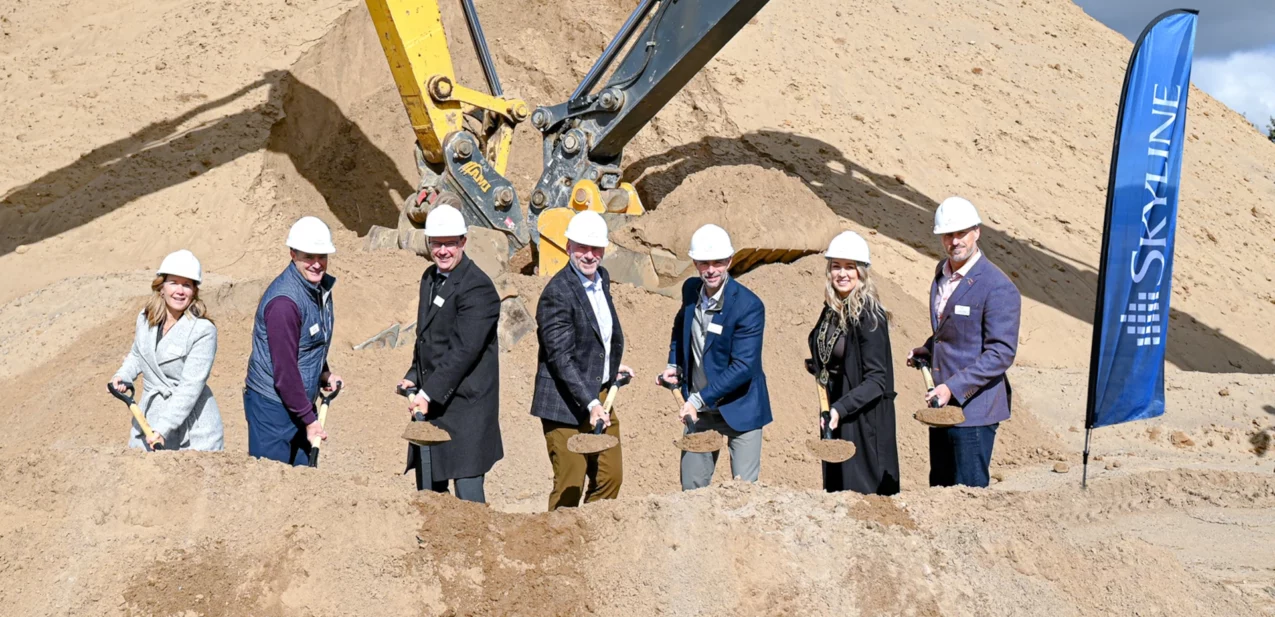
[[264, 297, 327, 425]]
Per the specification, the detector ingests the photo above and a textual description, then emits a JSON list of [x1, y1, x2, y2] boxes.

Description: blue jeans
[[928, 424, 999, 488], [244, 388, 312, 466], [412, 444, 486, 504]]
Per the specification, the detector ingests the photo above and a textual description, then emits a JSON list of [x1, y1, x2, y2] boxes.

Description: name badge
[[433, 295, 446, 307], [707, 322, 723, 335], [954, 305, 971, 316]]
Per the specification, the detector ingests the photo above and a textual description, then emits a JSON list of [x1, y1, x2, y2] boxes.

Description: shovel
[[398, 386, 453, 446], [567, 372, 631, 455], [307, 382, 341, 468], [912, 359, 965, 427], [806, 381, 856, 463], [660, 371, 723, 453], [107, 382, 163, 450]]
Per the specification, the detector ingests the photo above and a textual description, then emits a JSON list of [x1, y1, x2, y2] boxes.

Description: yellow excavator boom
[[364, 0, 531, 245]]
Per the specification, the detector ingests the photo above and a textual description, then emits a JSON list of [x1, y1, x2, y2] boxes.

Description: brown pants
[[541, 409, 623, 511]]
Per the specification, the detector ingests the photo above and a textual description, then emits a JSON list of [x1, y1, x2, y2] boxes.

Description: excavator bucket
[[729, 248, 817, 274], [536, 208, 575, 276]]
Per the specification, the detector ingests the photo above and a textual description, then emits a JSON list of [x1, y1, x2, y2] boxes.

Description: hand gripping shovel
[[398, 386, 452, 446], [567, 372, 631, 455], [912, 359, 965, 427], [806, 380, 856, 463], [107, 382, 163, 450], [660, 371, 723, 453], [308, 382, 341, 468]]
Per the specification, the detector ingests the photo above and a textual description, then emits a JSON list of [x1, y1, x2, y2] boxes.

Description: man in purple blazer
[[908, 197, 1021, 488]]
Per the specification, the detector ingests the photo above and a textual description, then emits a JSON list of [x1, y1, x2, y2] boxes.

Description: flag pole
[[1082, 428, 1092, 489]]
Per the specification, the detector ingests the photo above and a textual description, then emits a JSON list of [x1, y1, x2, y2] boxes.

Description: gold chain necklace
[[815, 306, 844, 387]]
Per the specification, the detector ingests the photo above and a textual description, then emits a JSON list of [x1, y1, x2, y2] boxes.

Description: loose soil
[[402, 421, 452, 445], [566, 433, 619, 455], [914, 406, 968, 427], [806, 438, 857, 463], [676, 430, 727, 454]]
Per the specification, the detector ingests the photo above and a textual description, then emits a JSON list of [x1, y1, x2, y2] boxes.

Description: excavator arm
[[529, 0, 771, 273], [367, 0, 771, 270], [365, 0, 531, 247]]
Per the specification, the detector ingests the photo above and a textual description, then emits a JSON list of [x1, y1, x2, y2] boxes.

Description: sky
[[1072, 0, 1275, 132]]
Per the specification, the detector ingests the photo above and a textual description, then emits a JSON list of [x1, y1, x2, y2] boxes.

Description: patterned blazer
[[530, 265, 625, 425]]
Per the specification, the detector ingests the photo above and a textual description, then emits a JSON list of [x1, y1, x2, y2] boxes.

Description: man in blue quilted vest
[[244, 216, 344, 466]]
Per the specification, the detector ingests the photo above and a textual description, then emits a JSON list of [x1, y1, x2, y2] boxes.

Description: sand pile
[[4, 0, 1275, 615], [2, 447, 1272, 616], [616, 165, 844, 263]]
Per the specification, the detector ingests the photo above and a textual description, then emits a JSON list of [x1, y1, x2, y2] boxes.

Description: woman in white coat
[[111, 250, 224, 451]]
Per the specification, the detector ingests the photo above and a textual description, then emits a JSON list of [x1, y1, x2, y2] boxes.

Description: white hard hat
[[424, 204, 468, 237], [825, 231, 871, 265], [563, 210, 610, 248], [933, 196, 982, 235], [156, 249, 203, 283], [286, 216, 337, 254], [687, 224, 735, 261]]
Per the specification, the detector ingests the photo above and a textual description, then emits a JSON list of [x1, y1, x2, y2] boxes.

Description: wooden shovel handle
[[129, 403, 163, 449], [816, 383, 830, 413], [601, 383, 620, 413], [309, 401, 330, 449], [921, 365, 936, 391]]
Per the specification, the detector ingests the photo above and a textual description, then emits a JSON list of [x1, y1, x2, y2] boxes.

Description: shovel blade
[[806, 438, 856, 463], [913, 406, 966, 427], [402, 421, 452, 445], [567, 433, 618, 454], [674, 429, 724, 453]]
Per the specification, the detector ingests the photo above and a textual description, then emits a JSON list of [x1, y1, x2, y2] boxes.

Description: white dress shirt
[[572, 263, 613, 411]]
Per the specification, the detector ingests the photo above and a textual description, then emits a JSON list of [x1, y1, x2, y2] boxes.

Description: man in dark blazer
[[909, 197, 1021, 488], [399, 205, 502, 503], [658, 224, 773, 490], [531, 210, 634, 510]]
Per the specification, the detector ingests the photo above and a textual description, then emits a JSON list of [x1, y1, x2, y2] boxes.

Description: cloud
[[1073, 0, 1275, 57], [1193, 48, 1275, 130]]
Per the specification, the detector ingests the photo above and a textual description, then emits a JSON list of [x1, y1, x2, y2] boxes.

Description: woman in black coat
[[806, 231, 900, 495]]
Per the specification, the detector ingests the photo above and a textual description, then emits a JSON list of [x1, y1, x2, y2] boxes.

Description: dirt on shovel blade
[[914, 406, 966, 427], [402, 421, 451, 445], [567, 433, 619, 454], [675, 430, 724, 453], [806, 438, 856, 463]]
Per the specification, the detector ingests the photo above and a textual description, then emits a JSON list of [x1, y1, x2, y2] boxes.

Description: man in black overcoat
[[399, 205, 502, 503]]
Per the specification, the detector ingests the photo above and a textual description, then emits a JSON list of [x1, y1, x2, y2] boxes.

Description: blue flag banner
[[1086, 10, 1197, 430]]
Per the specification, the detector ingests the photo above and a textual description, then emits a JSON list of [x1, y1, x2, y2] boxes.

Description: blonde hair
[[144, 275, 213, 327], [824, 261, 886, 331]]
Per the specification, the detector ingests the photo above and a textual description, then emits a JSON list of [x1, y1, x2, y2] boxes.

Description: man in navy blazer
[[659, 225, 773, 490], [909, 197, 1021, 488]]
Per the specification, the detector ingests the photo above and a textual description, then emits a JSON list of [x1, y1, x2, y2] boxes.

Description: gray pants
[[415, 444, 486, 504], [680, 411, 763, 490]]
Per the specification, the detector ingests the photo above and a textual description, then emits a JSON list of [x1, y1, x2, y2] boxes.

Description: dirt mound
[[3, 448, 1272, 616], [616, 165, 843, 260]]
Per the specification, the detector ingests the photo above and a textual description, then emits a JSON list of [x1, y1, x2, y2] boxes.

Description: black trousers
[[413, 443, 486, 503]]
